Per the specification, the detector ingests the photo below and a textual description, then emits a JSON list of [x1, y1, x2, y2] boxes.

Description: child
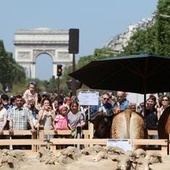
[[54, 105, 70, 131]]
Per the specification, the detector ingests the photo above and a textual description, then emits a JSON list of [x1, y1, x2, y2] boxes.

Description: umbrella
[[69, 53, 170, 113], [69, 53, 170, 94]]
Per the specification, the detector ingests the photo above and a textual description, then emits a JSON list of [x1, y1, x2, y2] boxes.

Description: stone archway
[[14, 28, 72, 78]]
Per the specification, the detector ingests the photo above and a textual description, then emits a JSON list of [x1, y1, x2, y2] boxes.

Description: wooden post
[[32, 131, 37, 152], [168, 133, 170, 155]]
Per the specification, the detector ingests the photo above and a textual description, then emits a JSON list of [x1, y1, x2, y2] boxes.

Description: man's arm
[[9, 119, 14, 134], [2, 111, 8, 130], [8, 110, 14, 133], [28, 120, 36, 132], [27, 109, 36, 132]]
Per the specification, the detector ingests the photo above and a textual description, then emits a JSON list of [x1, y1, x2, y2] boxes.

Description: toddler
[[54, 105, 70, 131]]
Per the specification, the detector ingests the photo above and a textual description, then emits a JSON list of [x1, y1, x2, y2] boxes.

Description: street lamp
[[57, 64, 63, 95], [69, 28, 79, 96]]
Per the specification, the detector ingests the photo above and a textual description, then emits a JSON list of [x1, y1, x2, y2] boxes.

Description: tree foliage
[[122, 0, 170, 56], [76, 1, 170, 68], [77, 48, 116, 69], [0, 40, 26, 92], [155, 0, 170, 55], [2, 0, 170, 95], [121, 25, 157, 55]]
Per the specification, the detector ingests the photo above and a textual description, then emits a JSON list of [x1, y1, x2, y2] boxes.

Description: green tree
[[0, 40, 26, 92], [122, 0, 170, 56], [60, 0, 170, 94], [77, 48, 116, 69], [121, 25, 157, 55], [155, 0, 170, 55]]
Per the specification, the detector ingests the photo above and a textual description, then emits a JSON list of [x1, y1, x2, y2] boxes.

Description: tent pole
[[144, 93, 146, 118]]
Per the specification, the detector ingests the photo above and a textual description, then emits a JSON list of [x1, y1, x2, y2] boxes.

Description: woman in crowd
[[38, 98, 55, 140], [0, 98, 7, 135], [157, 95, 170, 120]]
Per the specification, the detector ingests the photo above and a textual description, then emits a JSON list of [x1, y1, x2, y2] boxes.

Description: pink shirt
[[54, 114, 69, 130]]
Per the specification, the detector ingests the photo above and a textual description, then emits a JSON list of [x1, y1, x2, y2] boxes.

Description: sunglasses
[[103, 98, 109, 100], [117, 96, 123, 98]]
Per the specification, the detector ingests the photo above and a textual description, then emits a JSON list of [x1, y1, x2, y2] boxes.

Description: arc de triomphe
[[14, 28, 72, 79]]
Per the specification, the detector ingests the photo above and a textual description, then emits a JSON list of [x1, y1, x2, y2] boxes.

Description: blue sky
[[0, 0, 158, 80]]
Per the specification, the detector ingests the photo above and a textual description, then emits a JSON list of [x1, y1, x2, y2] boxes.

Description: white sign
[[107, 139, 132, 151], [78, 91, 99, 106]]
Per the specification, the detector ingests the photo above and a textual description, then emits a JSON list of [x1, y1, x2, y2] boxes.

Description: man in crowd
[[98, 92, 114, 116], [8, 94, 35, 149], [113, 91, 130, 114]]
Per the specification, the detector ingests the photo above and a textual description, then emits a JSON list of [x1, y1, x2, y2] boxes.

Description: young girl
[[67, 101, 86, 130], [54, 105, 70, 131]]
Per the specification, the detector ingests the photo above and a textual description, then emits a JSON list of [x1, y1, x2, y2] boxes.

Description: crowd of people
[[90, 91, 170, 140], [0, 82, 87, 145], [0, 81, 170, 149]]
